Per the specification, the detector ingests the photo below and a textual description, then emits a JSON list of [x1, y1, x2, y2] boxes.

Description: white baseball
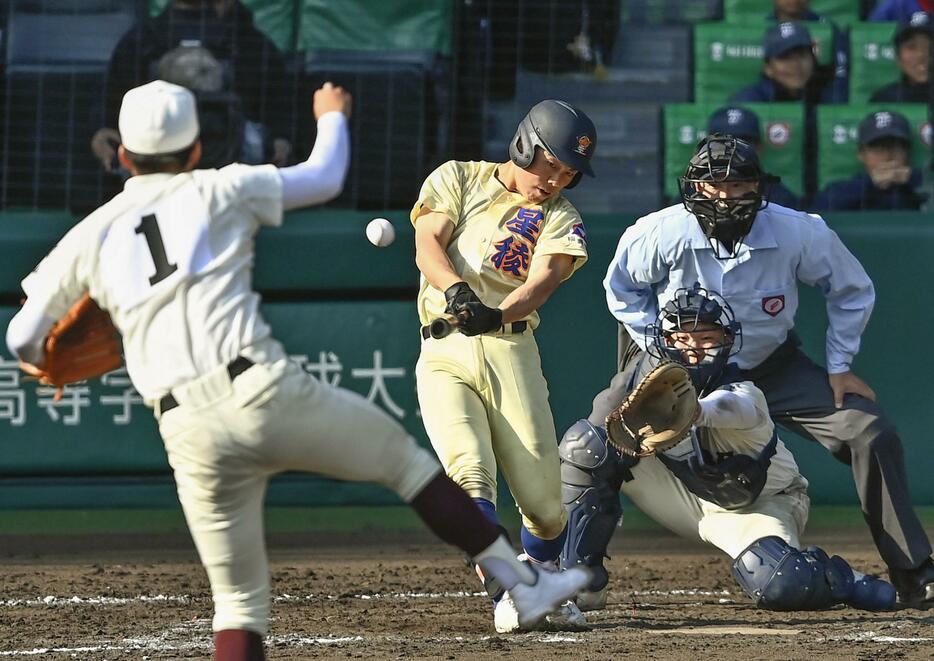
[[366, 217, 396, 247]]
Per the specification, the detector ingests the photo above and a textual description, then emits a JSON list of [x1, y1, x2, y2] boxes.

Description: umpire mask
[[680, 134, 778, 259]]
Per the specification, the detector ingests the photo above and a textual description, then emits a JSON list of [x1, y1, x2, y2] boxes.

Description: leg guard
[[732, 537, 896, 611], [558, 419, 625, 592], [814, 549, 896, 612], [731, 536, 841, 611]]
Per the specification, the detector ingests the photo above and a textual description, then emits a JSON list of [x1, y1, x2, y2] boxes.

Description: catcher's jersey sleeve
[[412, 160, 588, 328], [697, 381, 805, 497]]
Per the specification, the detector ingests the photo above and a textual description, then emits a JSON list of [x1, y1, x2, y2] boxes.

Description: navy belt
[[420, 320, 528, 340], [158, 356, 254, 414]]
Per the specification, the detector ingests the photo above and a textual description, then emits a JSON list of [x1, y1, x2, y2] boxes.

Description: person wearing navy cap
[[707, 106, 803, 209], [731, 22, 840, 103], [768, 1, 849, 102], [870, 11, 931, 102], [811, 110, 926, 210], [732, 22, 842, 199]]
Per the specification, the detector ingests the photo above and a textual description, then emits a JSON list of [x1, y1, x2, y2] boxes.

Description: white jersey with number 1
[[19, 164, 283, 401]]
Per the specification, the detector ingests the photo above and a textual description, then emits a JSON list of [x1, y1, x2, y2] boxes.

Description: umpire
[[597, 133, 934, 608]]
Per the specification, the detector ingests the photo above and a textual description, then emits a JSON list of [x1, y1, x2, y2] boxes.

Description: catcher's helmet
[[509, 99, 597, 189], [646, 284, 742, 396], [680, 133, 779, 258]]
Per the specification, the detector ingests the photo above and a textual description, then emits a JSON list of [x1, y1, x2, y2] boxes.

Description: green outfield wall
[[0, 209, 931, 508]]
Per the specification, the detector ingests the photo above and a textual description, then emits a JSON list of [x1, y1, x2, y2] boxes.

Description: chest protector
[[657, 424, 778, 511]]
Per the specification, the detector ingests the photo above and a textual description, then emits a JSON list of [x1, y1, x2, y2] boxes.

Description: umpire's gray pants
[[590, 327, 932, 571]]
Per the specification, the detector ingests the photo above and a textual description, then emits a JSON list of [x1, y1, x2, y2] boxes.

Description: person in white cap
[[5, 80, 591, 661]]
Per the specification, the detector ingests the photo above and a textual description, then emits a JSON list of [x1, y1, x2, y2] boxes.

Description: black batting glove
[[444, 281, 480, 317], [459, 302, 503, 336]]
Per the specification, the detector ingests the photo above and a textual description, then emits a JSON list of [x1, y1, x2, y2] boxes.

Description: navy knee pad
[[732, 537, 896, 611], [731, 536, 837, 611], [558, 419, 625, 591]]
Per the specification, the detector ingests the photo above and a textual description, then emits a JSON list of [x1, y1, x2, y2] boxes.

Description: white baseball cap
[[118, 80, 199, 155]]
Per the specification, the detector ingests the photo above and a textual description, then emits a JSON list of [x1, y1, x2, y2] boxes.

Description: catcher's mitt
[[605, 360, 699, 457], [28, 294, 123, 401]]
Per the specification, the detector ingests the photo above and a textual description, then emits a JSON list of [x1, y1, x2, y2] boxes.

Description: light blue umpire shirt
[[604, 202, 875, 373]]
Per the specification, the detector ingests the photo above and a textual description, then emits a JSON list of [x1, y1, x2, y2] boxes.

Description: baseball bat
[[429, 315, 460, 339]]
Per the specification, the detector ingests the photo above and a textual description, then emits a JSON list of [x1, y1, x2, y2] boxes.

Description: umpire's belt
[[158, 356, 254, 414], [419, 320, 528, 340]]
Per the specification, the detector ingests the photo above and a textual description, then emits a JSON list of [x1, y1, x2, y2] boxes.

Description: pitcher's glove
[[24, 294, 123, 401], [605, 361, 699, 457]]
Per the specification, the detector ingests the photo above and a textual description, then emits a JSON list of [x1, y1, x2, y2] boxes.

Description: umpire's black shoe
[[890, 558, 934, 609]]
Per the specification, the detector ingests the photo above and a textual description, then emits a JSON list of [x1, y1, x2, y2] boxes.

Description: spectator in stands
[[811, 110, 926, 210], [732, 22, 842, 199], [870, 11, 931, 102], [707, 106, 803, 209], [769, 0, 849, 102], [869, 0, 933, 21], [91, 0, 292, 173], [731, 22, 841, 104]]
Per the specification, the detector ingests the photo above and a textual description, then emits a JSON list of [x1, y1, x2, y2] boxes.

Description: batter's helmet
[[646, 283, 742, 397], [680, 133, 779, 258], [509, 99, 596, 189]]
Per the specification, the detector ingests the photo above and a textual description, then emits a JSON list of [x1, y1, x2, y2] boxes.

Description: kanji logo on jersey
[[762, 295, 785, 317], [491, 208, 543, 278]]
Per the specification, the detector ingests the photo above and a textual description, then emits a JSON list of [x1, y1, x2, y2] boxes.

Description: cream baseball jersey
[[410, 160, 588, 328], [663, 380, 806, 497], [20, 164, 283, 401]]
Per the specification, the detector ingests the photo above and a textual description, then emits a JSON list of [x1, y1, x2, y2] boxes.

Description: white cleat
[[575, 585, 608, 612], [507, 564, 592, 631], [493, 591, 522, 633], [545, 599, 588, 629]]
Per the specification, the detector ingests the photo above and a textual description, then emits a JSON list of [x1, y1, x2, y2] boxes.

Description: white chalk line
[[0, 591, 487, 609], [0, 588, 739, 610]]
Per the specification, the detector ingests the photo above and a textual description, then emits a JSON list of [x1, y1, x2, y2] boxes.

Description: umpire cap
[[509, 99, 597, 188]]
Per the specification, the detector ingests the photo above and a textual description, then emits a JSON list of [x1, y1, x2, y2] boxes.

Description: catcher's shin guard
[[731, 537, 896, 611], [558, 419, 625, 592]]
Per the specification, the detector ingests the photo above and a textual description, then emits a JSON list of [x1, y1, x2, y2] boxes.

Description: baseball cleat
[[544, 599, 588, 629], [575, 585, 608, 612], [493, 592, 522, 633], [508, 564, 592, 630], [890, 558, 934, 609]]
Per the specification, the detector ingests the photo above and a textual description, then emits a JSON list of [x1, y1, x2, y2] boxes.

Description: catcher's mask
[[680, 133, 779, 259], [509, 99, 596, 189], [646, 284, 743, 396]]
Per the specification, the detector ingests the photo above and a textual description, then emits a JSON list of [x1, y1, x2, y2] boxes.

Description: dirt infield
[[2, 526, 933, 660]]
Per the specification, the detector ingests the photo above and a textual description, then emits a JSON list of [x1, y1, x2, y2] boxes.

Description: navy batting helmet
[[509, 99, 597, 189], [646, 284, 742, 397], [680, 133, 779, 258]]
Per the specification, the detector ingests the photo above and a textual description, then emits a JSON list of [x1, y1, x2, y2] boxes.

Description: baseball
[[366, 217, 396, 247]]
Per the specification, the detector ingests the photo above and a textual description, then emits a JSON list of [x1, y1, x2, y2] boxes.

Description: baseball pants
[[621, 453, 810, 558], [416, 329, 566, 540], [598, 331, 933, 570], [156, 340, 442, 634]]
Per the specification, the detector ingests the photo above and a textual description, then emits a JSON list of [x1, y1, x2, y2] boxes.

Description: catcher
[[560, 284, 898, 612]]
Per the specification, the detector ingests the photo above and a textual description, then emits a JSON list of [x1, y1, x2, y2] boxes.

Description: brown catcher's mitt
[[605, 360, 699, 457], [29, 294, 123, 400]]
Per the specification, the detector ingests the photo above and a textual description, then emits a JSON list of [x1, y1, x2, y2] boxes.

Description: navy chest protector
[[657, 426, 778, 510]]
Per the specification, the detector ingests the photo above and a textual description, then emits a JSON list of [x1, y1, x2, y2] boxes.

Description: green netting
[[298, 0, 452, 54], [694, 21, 834, 104], [724, 0, 860, 26], [849, 23, 901, 103], [663, 102, 807, 198], [816, 104, 933, 189], [149, 0, 295, 52]]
